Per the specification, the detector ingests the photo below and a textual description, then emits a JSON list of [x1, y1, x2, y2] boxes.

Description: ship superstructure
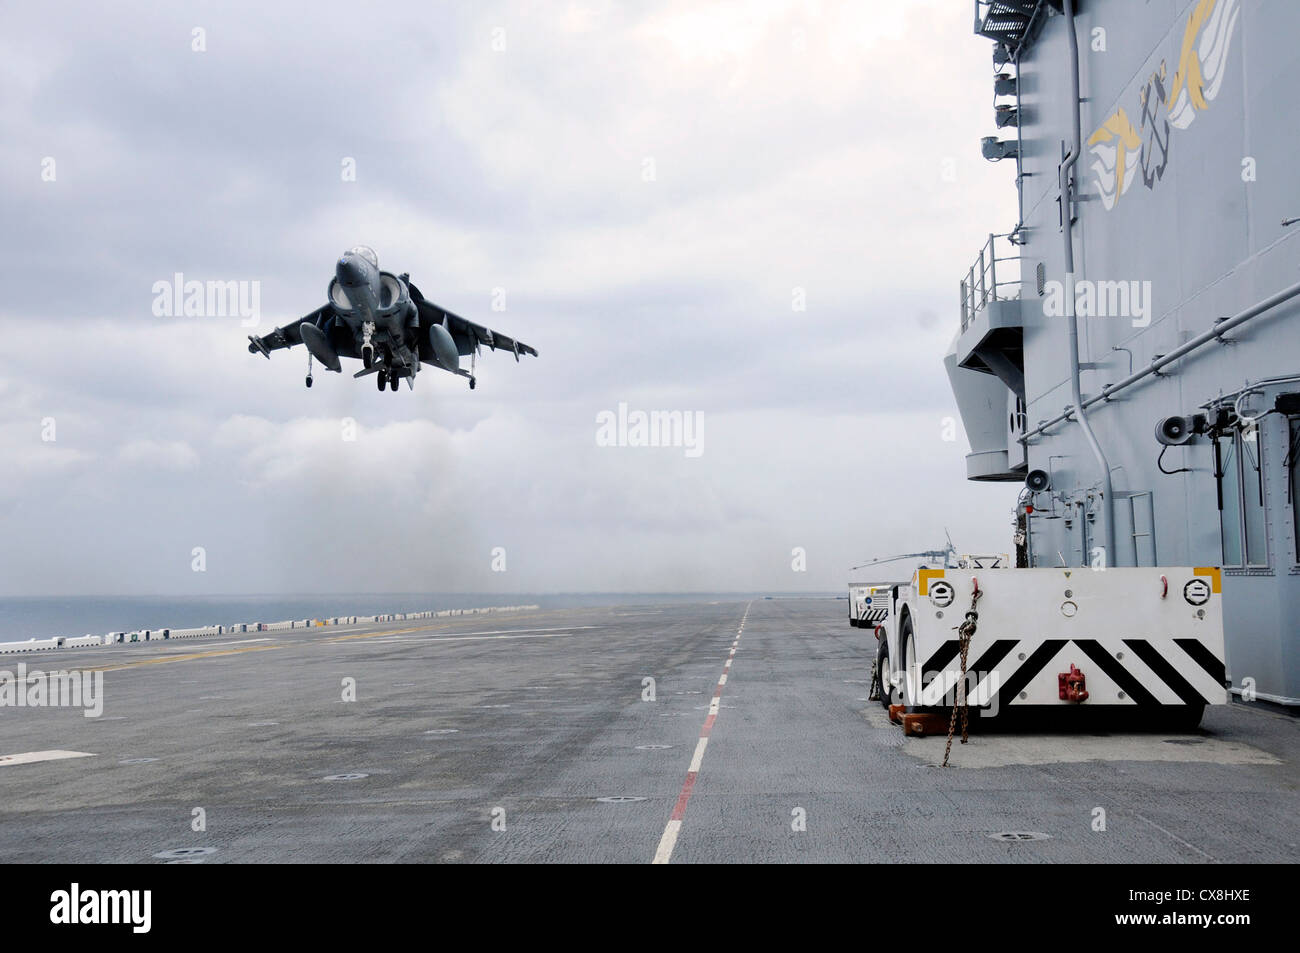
[[948, 0, 1300, 706]]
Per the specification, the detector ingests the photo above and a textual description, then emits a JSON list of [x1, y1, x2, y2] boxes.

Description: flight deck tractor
[[847, 582, 893, 632], [872, 556, 1228, 732]]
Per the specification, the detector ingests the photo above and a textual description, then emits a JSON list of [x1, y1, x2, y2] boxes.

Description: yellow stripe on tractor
[[917, 568, 945, 596], [1192, 567, 1222, 593]]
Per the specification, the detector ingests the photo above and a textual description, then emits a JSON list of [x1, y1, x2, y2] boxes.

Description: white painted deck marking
[[688, 737, 709, 773], [653, 602, 751, 865], [355, 632, 577, 646], [0, 750, 96, 767]]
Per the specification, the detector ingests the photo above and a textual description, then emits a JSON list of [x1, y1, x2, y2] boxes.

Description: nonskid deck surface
[[0, 599, 1295, 863]]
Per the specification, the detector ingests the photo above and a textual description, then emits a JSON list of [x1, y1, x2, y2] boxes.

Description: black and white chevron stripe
[[916, 637, 1227, 708]]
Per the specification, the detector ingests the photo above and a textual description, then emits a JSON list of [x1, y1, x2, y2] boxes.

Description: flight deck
[[0, 598, 1295, 863]]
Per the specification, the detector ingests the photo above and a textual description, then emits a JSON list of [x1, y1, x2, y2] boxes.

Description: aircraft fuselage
[[327, 246, 419, 386]]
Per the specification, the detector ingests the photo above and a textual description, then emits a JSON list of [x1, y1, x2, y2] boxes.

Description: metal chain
[[868, 624, 884, 702], [942, 584, 982, 768]]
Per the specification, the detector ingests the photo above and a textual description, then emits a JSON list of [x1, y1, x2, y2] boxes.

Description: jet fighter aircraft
[[247, 246, 538, 391]]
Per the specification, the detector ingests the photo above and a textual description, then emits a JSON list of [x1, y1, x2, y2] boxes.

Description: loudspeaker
[[1155, 416, 1195, 446], [1275, 393, 1300, 415], [1025, 469, 1051, 492]]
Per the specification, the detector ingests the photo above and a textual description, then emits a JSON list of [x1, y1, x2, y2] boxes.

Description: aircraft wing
[[247, 305, 339, 358], [411, 293, 538, 362]]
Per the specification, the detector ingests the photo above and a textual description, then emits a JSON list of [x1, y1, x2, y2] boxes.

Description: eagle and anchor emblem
[[1086, 0, 1240, 211]]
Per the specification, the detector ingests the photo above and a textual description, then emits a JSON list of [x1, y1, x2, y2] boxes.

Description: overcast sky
[[1, 0, 1019, 596]]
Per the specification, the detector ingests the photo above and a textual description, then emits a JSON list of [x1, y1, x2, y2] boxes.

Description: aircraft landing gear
[[305, 375, 313, 388], [377, 370, 387, 391], [306, 353, 313, 388], [468, 348, 477, 389], [390, 374, 399, 392], [361, 321, 375, 368], [469, 377, 476, 390]]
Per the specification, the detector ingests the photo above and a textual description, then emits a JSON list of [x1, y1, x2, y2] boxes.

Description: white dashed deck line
[[688, 738, 709, 773], [653, 602, 750, 864]]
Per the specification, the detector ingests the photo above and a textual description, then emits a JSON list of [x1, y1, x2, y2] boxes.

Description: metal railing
[[974, 0, 1046, 53], [959, 232, 1021, 332]]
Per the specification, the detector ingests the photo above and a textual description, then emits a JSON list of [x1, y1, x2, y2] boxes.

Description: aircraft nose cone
[[336, 255, 366, 287]]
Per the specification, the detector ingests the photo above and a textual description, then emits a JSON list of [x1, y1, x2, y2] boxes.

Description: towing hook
[[1058, 663, 1089, 703]]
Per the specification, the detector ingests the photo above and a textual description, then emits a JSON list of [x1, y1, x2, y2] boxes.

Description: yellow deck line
[[73, 645, 279, 673], [326, 625, 431, 643], [324, 611, 547, 643]]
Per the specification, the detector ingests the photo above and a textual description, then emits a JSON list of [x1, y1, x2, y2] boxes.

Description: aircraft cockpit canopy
[[349, 245, 379, 269]]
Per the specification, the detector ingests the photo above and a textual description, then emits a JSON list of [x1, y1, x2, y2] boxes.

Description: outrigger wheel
[[305, 375, 313, 388], [469, 376, 477, 390]]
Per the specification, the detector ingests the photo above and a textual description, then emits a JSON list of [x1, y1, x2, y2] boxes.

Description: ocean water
[[0, 592, 838, 642]]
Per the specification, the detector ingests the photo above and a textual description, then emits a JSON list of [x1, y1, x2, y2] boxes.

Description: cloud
[[117, 439, 200, 471], [0, 0, 1019, 596]]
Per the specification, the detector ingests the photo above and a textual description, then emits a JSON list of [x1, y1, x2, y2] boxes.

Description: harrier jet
[[247, 246, 538, 391]]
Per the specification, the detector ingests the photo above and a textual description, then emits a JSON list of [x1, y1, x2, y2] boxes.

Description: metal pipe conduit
[[1022, 277, 1300, 442], [1059, 0, 1116, 563]]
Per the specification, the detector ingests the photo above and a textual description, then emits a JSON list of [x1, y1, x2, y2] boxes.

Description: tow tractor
[[873, 557, 1229, 735], [848, 582, 893, 629], [848, 546, 957, 632]]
